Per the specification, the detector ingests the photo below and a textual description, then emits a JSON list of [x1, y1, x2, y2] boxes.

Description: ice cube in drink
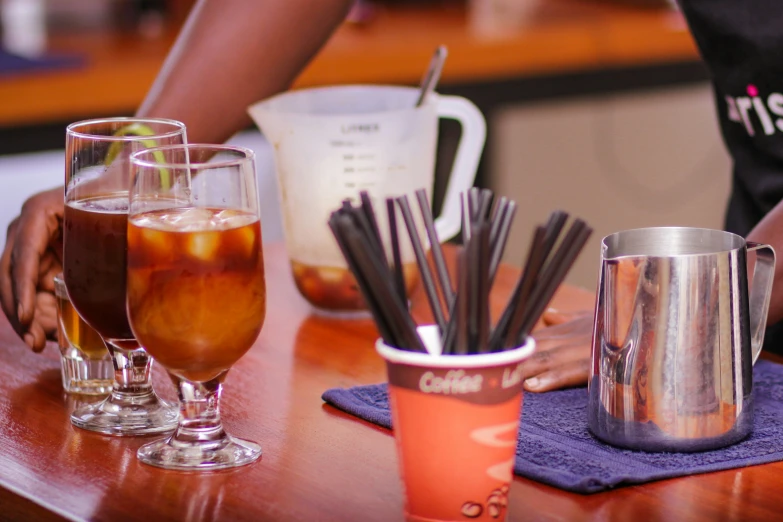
[[127, 207, 266, 382]]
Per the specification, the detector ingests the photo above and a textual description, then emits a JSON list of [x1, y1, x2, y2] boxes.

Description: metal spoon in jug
[[415, 45, 448, 107]]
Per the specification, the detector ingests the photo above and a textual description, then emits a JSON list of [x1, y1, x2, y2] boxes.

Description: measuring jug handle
[[433, 95, 487, 241], [747, 241, 776, 364]]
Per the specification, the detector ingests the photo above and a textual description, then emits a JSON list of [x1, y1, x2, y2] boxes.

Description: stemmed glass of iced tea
[[128, 144, 266, 470], [65, 118, 184, 435]]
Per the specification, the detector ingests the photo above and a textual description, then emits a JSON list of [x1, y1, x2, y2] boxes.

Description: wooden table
[[1, 243, 782, 521], [0, 0, 698, 128]]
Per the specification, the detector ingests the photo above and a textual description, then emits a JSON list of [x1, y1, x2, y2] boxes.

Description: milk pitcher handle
[[747, 241, 776, 364], [433, 95, 487, 241]]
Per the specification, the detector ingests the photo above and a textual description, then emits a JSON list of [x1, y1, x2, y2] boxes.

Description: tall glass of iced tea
[[128, 144, 266, 470], [64, 118, 184, 436]]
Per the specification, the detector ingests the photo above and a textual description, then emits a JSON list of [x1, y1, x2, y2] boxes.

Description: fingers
[[12, 194, 64, 328], [36, 291, 58, 339], [524, 358, 591, 393], [23, 292, 58, 352], [0, 218, 20, 331], [24, 319, 47, 352], [522, 341, 589, 376], [520, 341, 591, 392], [542, 307, 592, 327], [38, 255, 62, 294], [0, 188, 63, 352], [533, 316, 593, 346], [534, 334, 591, 355]]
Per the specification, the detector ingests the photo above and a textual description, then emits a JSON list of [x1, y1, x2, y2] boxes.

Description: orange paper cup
[[376, 326, 535, 522]]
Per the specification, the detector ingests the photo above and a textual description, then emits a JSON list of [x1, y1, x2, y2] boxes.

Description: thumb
[[12, 198, 63, 326]]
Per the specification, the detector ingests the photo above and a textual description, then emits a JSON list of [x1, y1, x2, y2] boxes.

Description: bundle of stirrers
[[328, 188, 592, 355]]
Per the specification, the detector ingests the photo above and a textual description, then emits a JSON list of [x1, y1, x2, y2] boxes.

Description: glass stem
[[106, 340, 154, 398], [171, 375, 229, 449]]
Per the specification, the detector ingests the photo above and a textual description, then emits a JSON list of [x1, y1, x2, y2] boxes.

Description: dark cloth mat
[[0, 49, 84, 77], [322, 360, 783, 493]]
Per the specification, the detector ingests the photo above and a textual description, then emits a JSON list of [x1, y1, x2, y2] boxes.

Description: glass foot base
[[71, 391, 178, 436], [137, 435, 262, 471]]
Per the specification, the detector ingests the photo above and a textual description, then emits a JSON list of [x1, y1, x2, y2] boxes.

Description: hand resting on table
[[524, 309, 593, 392]]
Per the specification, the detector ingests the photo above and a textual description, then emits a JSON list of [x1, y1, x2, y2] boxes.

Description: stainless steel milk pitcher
[[588, 227, 775, 451]]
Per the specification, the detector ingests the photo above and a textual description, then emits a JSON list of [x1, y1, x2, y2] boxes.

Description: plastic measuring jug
[[248, 85, 486, 315]]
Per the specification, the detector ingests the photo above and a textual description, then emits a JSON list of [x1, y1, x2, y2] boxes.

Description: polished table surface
[[0, 0, 699, 128], [1, 243, 782, 521]]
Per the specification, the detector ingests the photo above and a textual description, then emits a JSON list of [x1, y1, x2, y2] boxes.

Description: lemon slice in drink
[[105, 123, 172, 189]]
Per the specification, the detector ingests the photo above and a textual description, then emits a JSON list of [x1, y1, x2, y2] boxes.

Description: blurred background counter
[[0, 0, 729, 290]]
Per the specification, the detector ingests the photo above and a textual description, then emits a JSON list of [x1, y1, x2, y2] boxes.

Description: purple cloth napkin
[[322, 360, 783, 494], [0, 50, 84, 77]]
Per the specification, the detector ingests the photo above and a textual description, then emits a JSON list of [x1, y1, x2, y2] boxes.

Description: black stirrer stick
[[477, 188, 493, 222], [506, 221, 585, 348], [461, 195, 471, 244], [440, 201, 464, 356], [344, 200, 384, 262], [467, 223, 481, 353], [520, 220, 586, 326], [489, 226, 546, 352], [359, 191, 387, 262], [441, 297, 458, 355], [489, 197, 508, 247], [453, 246, 469, 355], [415, 189, 454, 307], [514, 221, 592, 345], [339, 218, 427, 353], [396, 195, 447, 332], [329, 214, 397, 347], [500, 233, 548, 350], [468, 187, 480, 223], [502, 208, 566, 294], [489, 200, 517, 284], [509, 220, 588, 347], [476, 222, 491, 353], [540, 210, 569, 263], [386, 198, 407, 306], [443, 197, 470, 354], [345, 230, 423, 353], [475, 189, 492, 223]]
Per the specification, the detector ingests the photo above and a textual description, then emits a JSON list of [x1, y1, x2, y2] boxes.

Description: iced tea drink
[[54, 273, 112, 395], [127, 207, 266, 383], [57, 289, 109, 360], [64, 116, 184, 435], [63, 194, 133, 340], [130, 143, 262, 470]]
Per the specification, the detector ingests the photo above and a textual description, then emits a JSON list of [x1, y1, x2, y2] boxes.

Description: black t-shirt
[[679, 0, 783, 236], [679, 1, 783, 351]]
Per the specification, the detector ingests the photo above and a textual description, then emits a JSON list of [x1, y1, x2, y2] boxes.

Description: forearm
[[136, 0, 353, 144], [747, 202, 783, 324]]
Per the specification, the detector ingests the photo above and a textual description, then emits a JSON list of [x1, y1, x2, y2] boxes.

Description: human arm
[[0, 189, 63, 351], [0, 0, 354, 350], [746, 199, 783, 325], [136, 0, 354, 143]]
